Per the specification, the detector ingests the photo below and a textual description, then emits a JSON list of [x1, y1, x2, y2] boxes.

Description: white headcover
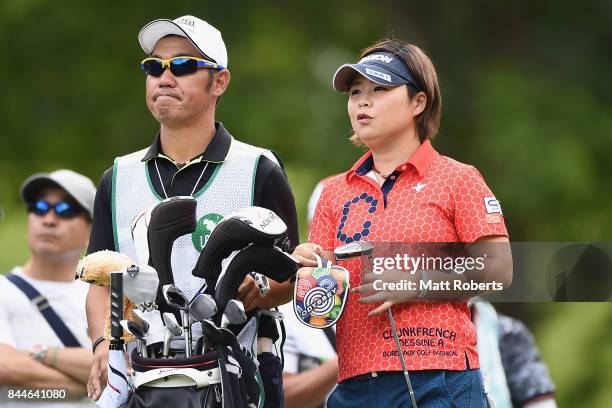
[[123, 264, 159, 307], [224, 206, 287, 236]]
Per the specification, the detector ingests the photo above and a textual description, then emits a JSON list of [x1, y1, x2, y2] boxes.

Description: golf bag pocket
[[128, 349, 223, 408]]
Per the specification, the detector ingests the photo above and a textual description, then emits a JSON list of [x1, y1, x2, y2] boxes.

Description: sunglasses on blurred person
[[140, 56, 224, 77], [28, 200, 87, 220]]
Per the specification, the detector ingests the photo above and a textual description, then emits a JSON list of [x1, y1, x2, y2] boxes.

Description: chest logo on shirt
[[337, 193, 378, 244], [192, 213, 224, 252]]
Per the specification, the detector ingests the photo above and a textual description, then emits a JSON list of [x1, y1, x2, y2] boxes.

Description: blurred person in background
[[471, 302, 557, 408], [0, 170, 95, 407], [279, 299, 338, 408]]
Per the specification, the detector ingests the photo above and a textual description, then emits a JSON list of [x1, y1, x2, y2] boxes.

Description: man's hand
[[87, 339, 108, 400], [237, 275, 265, 311], [353, 270, 419, 316]]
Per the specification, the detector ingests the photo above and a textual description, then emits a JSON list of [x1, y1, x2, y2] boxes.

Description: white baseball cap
[[138, 15, 228, 69], [21, 170, 96, 220]]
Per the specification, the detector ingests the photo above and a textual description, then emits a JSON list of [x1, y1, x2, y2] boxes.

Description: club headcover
[[147, 196, 197, 286], [293, 255, 350, 328], [213, 244, 299, 322], [192, 206, 289, 287], [123, 264, 159, 308]]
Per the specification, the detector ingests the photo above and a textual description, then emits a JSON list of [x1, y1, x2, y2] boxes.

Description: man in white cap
[[85, 15, 298, 407], [0, 170, 96, 407]]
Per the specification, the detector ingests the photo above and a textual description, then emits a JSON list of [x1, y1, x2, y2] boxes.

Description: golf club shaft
[[387, 308, 418, 407], [139, 339, 148, 358], [182, 311, 191, 358], [163, 335, 170, 358], [366, 254, 417, 408]]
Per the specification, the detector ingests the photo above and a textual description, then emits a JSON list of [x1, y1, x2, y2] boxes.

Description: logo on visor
[[360, 54, 394, 64], [365, 68, 391, 82]]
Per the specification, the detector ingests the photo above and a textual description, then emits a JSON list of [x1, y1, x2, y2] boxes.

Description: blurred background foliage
[[0, 0, 610, 405]]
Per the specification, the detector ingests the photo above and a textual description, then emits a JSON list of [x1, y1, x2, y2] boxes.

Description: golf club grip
[[147, 197, 197, 286], [213, 245, 299, 318], [110, 272, 124, 339]]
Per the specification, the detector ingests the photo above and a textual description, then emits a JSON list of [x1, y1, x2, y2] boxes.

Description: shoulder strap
[[322, 327, 336, 352], [5, 274, 83, 347]]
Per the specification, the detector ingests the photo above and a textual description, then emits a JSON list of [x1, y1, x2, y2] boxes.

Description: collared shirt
[[88, 122, 298, 254], [309, 140, 508, 380]]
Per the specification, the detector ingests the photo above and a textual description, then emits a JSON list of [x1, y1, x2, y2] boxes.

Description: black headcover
[[213, 244, 299, 322], [192, 207, 289, 290], [147, 196, 197, 313]]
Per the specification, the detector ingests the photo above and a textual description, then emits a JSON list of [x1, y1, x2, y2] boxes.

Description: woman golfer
[[293, 38, 512, 407]]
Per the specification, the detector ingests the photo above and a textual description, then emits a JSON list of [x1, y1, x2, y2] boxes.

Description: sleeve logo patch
[[484, 197, 502, 214]]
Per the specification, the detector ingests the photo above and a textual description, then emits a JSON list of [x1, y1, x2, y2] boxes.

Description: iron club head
[[162, 312, 183, 358], [162, 284, 189, 312], [189, 293, 218, 322], [221, 299, 247, 328], [131, 309, 150, 334]]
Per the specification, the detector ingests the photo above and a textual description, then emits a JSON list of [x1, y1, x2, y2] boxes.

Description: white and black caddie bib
[[113, 137, 278, 301]]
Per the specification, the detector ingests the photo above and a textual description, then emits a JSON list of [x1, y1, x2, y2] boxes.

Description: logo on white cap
[[175, 17, 196, 27], [139, 15, 228, 68]]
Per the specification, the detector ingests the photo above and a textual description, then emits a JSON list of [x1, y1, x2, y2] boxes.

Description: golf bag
[[119, 200, 299, 408], [126, 347, 255, 408], [123, 305, 272, 408]]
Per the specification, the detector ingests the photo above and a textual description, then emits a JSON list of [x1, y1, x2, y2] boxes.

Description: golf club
[[162, 284, 192, 357], [131, 309, 152, 357], [131, 309, 150, 333], [203, 317, 262, 406], [212, 244, 300, 323], [202, 320, 252, 360], [187, 292, 218, 356], [162, 312, 183, 358], [334, 241, 418, 408], [120, 319, 148, 357], [200, 319, 224, 353], [191, 206, 289, 289], [147, 196, 197, 315], [98, 271, 129, 406], [189, 292, 218, 322], [123, 264, 159, 312], [221, 299, 247, 328]]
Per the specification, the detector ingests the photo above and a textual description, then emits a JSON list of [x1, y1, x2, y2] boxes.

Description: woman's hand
[[353, 270, 419, 316], [291, 243, 322, 267]]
